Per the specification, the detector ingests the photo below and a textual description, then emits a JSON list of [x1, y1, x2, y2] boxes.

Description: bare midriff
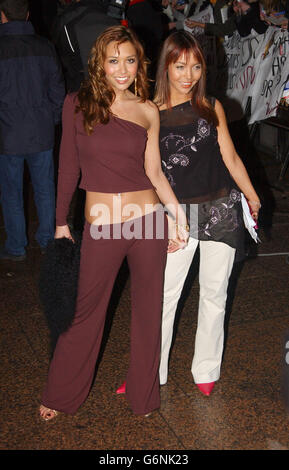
[[85, 188, 161, 225]]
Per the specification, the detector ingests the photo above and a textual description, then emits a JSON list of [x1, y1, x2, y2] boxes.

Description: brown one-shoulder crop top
[[56, 93, 154, 225]]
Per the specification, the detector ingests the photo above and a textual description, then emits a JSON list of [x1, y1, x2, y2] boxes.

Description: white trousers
[[159, 238, 236, 385]]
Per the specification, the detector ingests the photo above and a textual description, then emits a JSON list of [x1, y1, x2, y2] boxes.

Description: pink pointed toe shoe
[[116, 381, 126, 394], [196, 382, 215, 396]]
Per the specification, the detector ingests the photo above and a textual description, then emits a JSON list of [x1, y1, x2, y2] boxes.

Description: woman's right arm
[[143, 101, 189, 250], [55, 93, 81, 239], [215, 99, 261, 220]]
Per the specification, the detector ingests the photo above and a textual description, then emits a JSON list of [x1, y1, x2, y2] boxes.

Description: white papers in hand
[[241, 193, 260, 243]]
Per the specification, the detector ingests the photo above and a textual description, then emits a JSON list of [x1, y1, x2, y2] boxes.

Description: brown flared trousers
[[41, 211, 168, 415]]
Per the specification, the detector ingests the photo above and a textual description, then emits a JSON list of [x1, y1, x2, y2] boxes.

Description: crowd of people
[[165, 0, 289, 37], [0, 0, 265, 421], [24, 1, 289, 94]]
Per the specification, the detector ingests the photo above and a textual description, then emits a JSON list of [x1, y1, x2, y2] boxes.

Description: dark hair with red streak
[[154, 30, 218, 127]]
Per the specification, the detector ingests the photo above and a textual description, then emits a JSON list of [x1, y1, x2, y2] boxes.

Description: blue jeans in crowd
[[0, 150, 55, 256]]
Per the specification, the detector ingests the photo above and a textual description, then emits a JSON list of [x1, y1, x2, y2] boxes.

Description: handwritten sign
[[184, 5, 289, 123], [217, 27, 289, 123], [250, 29, 289, 123]]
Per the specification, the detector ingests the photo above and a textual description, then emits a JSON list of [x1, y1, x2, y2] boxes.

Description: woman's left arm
[[215, 99, 261, 220], [144, 101, 189, 246]]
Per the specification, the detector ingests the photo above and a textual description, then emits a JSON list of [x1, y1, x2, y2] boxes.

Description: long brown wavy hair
[[154, 31, 218, 126], [76, 25, 149, 135]]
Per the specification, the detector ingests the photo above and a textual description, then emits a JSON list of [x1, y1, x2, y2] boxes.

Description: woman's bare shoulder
[[140, 99, 159, 121]]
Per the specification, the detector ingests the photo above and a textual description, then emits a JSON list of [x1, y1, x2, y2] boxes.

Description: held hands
[[167, 216, 189, 253], [168, 225, 189, 253], [55, 224, 74, 242]]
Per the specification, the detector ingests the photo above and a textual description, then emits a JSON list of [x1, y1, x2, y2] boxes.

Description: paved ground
[[1, 139, 289, 452]]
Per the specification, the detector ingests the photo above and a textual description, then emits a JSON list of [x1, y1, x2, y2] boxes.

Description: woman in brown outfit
[[39, 25, 188, 421]]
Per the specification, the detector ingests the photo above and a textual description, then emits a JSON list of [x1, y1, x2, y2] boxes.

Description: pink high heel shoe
[[196, 382, 215, 396], [116, 382, 155, 417], [116, 381, 126, 394]]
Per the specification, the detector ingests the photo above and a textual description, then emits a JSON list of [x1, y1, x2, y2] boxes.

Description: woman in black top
[[154, 30, 261, 396]]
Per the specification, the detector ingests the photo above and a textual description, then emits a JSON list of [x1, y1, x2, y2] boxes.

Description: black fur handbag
[[39, 234, 82, 353]]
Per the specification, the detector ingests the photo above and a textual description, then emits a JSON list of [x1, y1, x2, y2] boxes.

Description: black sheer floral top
[[159, 99, 244, 257]]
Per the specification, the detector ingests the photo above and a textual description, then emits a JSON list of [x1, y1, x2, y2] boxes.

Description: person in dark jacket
[[184, 0, 239, 37], [0, 0, 65, 261], [52, 0, 166, 93], [51, 0, 120, 93], [28, 0, 58, 36], [50, 0, 120, 233], [126, 0, 165, 78], [186, 0, 268, 38], [234, 0, 268, 37]]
